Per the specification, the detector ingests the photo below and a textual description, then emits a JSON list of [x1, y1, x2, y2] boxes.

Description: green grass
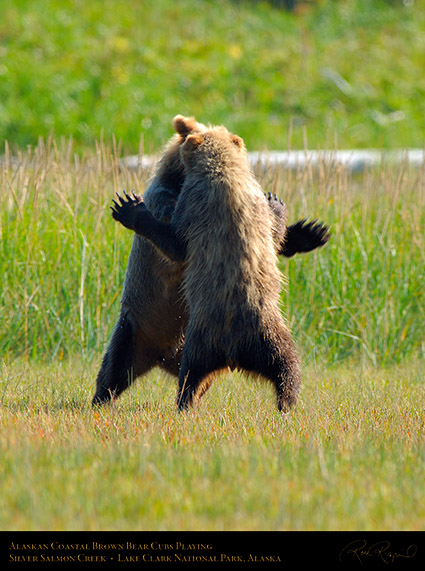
[[1, 0, 424, 534], [1, 138, 424, 366], [1, 137, 424, 531], [1, 359, 424, 530], [1, 0, 425, 152]]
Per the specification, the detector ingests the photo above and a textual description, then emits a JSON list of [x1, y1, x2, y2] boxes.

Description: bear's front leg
[[111, 191, 145, 231], [283, 219, 330, 257], [111, 191, 187, 263], [264, 192, 330, 257]]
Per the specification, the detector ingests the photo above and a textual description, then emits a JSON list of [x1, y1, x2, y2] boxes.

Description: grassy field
[[1, 0, 425, 152], [1, 0, 424, 537], [1, 136, 424, 531], [1, 359, 425, 531]]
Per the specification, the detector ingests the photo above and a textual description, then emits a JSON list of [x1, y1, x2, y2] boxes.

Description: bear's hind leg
[[273, 354, 301, 413], [267, 342, 301, 413], [92, 312, 156, 405], [177, 346, 225, 410], [159, 348, 183, 378], [238, 332, 301, 413]]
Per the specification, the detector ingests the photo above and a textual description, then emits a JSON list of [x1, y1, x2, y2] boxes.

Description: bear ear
[[231, 135, 244, 150], [184, 133, 205, 149], [173, 115, 200, 137]]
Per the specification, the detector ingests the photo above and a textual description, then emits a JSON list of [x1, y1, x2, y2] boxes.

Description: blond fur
[[172, 124, 300, 410]]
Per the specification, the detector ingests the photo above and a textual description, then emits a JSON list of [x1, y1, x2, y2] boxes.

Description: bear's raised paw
[[111, 191, 145, 231]]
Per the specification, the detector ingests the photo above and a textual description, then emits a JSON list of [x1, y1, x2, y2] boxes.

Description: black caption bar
[[1, 531, 424, 570]]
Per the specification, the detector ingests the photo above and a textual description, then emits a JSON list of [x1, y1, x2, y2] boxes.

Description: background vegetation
[[1, 140, 424, 366], [1, 0, 424, 153], [1, 0, 424, 532]]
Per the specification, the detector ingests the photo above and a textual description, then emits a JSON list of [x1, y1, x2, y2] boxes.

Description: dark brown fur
[[112, 124, 301, 411], [93, 115, 326, 406], [92, 118, 207, 404]]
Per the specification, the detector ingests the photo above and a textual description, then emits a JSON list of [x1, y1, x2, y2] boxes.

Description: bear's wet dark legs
[[92, 312, 156, 405], [177, 346, 225, 410], [159, 346, 183, 378], [238, 333, 301, 413], [272, 352, 301, 413]]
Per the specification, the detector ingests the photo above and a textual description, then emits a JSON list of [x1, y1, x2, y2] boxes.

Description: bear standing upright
[[112, 124, 301, 412], [93, 115, 328, 406], [92, 118, 207, 405]]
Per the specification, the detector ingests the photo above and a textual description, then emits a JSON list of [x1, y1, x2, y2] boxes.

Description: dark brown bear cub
[[113, 126, 301, 412], [94, 114, 328, 407]]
